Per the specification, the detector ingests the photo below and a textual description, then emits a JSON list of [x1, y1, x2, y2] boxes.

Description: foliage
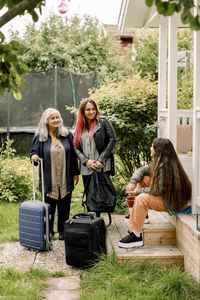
[[132, 28, 193, 81], [0, 0, 45, 99], [80, 253, 200, 300], [0, 156, 34, 202], [11, 14, 135, 85], [0, 0, 44, 27], [0, 267, 49, 300], [177, 70, 193, 109], [0, 33, 28, 100], [0, 138, 34, 202], [90, 75, 158, 179], [132, 29, 159, 80], [146, 0, 200, 31]]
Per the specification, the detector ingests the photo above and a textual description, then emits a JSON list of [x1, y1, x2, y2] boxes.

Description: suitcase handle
[[32, 158, 45, 203], [72, 212, 96, 220]]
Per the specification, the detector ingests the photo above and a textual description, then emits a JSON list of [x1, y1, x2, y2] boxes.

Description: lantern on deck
[[58, 0, 70, 14]]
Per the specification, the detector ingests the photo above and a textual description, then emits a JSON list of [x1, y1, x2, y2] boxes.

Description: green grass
[[0, 201, 20, 243], [80, 253, 200, 300], [0, 267, 50, 300]]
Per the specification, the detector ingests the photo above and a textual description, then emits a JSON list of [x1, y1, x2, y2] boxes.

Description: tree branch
[[0, 0, 43, 28]]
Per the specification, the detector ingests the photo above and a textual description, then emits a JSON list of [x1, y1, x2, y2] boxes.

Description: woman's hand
[[73, 175, 79, 185], [86, 159, 97, 170], [94, 160, 103, 169], [31, 154, 39, 163], [126, 182, 136, 194], [128, 189, 137, 196]]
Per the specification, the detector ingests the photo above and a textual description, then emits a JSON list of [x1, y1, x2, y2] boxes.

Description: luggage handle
[[32, 158, 51, 250], [32, 158, 45, 203], [72, 212, 96, 220]]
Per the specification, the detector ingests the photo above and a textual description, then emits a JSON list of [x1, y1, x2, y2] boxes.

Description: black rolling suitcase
[[64, 212, 106, 268], [19, 158, 52, 251]]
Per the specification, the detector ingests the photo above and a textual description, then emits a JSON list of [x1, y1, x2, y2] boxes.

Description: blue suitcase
[[19, 158, 52, 251]]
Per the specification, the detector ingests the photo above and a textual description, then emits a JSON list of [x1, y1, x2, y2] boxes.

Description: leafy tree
[[0, 0, 45, 99], [146, 0, 200, 31], [132, 28, 192, 81], [11, 14, 134, 85], [132, 29, 159, 80]]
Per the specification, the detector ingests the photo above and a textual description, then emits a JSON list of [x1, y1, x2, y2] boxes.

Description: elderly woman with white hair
[[30, 108, 79, 240]]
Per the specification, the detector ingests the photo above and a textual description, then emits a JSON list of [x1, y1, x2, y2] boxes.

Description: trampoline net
[[0, 68, 97, 155]]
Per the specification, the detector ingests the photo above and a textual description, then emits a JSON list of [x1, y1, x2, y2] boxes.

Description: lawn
[[1, 157, 200, 300]]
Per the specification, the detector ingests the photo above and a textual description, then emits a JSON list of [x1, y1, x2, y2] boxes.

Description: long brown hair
[[74, 98, 101, 147], [149, 138, 191, 211]]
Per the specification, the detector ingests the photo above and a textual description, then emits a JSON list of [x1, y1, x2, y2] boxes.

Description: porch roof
[[118, 0, 189, 31]]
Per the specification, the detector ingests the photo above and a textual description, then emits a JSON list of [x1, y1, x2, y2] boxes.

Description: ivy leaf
[[181, 10, 190, 24], [190, 15, 200, 31], [175, 3, 182, 13], [30, 10, 39, 22], [145, 0, 154, 7], [156, 2, 168, 15]]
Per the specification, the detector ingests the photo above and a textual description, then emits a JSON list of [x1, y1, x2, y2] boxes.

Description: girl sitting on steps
[[119, 138, 192, 248]]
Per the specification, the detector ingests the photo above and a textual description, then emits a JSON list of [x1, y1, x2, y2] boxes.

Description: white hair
[[35, 108, 69, 142]]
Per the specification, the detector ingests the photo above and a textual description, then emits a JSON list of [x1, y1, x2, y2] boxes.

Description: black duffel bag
[[82, 171, 116, 226]]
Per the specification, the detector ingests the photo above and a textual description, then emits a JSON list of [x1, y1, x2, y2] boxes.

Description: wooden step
[[104, 212, 183, 268], [115, 245, 184, 268]]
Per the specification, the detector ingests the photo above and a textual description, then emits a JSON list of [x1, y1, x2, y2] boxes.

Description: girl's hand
[[94, 160, 103, 169], [126, 182, 136, 194], [31, 154, 39, 163], [128, 189, 137, 196], [86, 159, 97, 170], [73, 175, 79, 185]]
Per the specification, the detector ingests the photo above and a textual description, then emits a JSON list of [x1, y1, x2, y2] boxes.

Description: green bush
[[91, 75, 158, 179], [0, 157, 34, 202], [0, 138, 34, 202]]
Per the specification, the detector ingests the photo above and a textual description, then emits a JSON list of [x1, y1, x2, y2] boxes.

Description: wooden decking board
[[105, 216, 128, 255]]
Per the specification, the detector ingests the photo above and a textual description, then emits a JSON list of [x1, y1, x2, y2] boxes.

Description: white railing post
[[168, 14, 177, 149], [158, 16, 167, 138], [192, 0, 200, 214]]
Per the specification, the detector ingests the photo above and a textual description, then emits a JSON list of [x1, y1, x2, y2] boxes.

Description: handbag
[[82, 171, 116, 226]]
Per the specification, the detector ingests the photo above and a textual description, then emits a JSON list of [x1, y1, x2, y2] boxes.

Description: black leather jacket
[[74, 117, 117, 175]]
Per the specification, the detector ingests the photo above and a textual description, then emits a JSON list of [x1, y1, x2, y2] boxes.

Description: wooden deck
[[104, 211, 184, 268]]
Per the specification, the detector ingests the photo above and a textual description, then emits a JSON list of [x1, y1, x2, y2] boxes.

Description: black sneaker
[[118, 231, 143, 248], [144, 213, 149, 224], [124, 214, 149, 224]]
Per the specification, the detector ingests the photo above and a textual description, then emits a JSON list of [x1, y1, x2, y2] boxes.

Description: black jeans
[[45, 192, 72, 234]]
